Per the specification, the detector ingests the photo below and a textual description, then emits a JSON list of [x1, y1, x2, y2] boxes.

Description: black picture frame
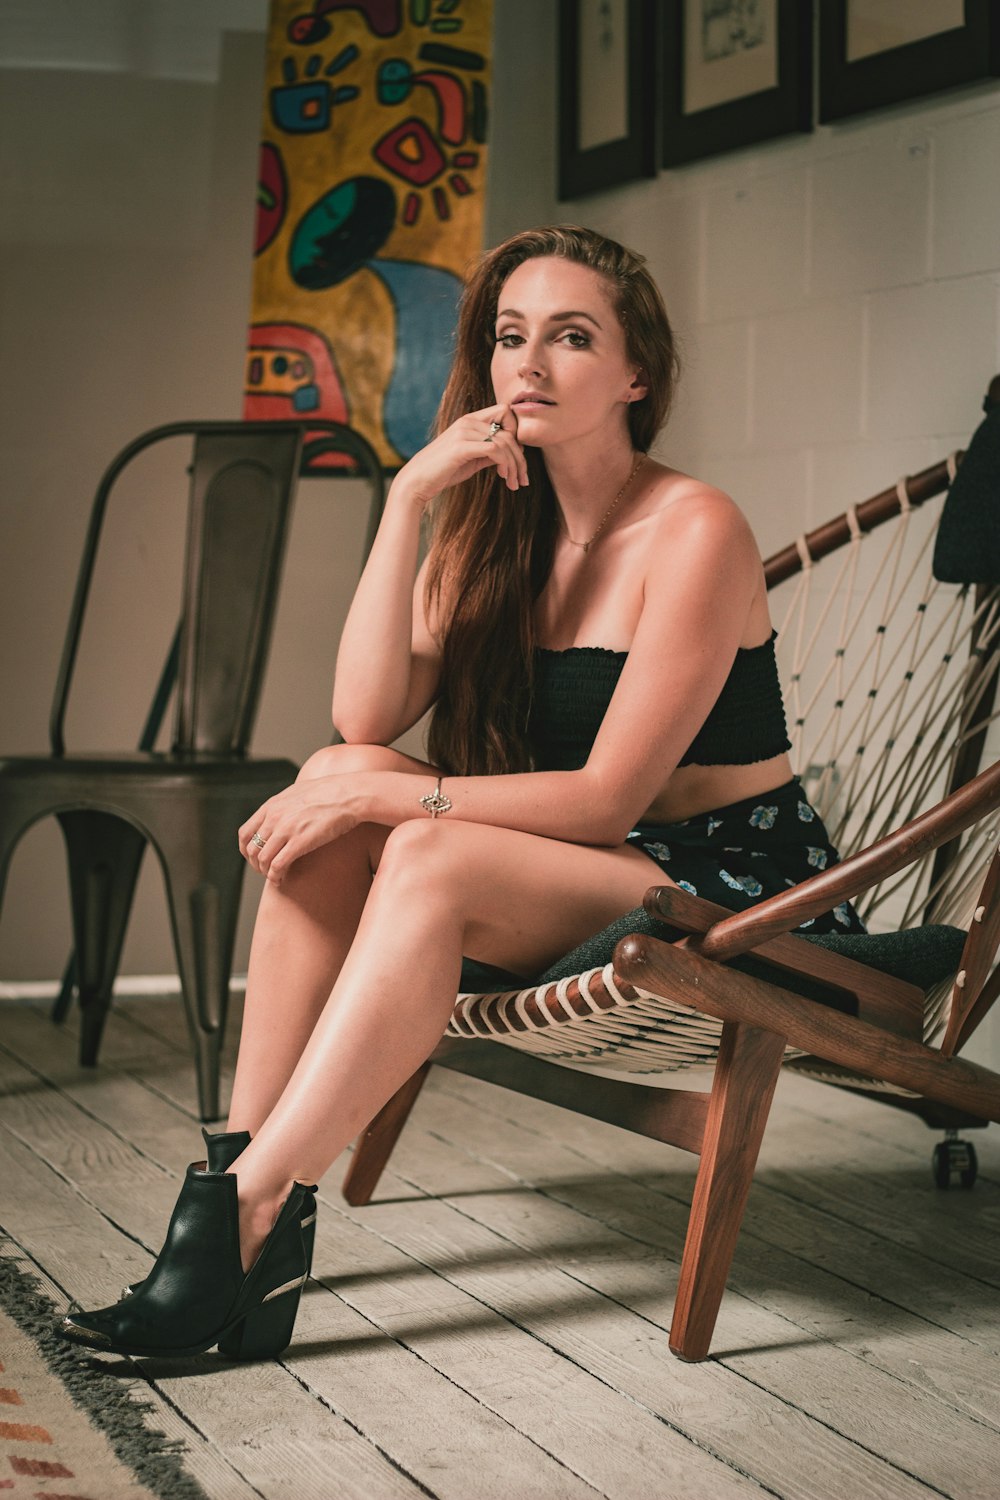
[[558, 0, 657, 200], [819, 0, 1000, 123], [661, 0, 812, 168]]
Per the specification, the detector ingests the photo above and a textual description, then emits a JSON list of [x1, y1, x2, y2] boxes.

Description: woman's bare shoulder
[[642, 463, 757, 552]]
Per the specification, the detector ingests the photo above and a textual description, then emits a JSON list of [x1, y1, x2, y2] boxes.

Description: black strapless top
[[527, 633, 791, 771]]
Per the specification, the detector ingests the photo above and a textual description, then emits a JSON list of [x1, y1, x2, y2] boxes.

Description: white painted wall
[[0, 0, 557, 986], [2, 0, 998, 1070]]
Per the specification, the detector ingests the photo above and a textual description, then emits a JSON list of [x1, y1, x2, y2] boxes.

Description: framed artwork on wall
[[661, 0, 812, 168], [557, 0, 657, 199], [819, 0, 1000, 123]]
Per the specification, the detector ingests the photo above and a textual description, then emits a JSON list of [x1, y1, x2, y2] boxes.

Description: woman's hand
[[392, 403, 529, 511], [239, 777, 365, 885]]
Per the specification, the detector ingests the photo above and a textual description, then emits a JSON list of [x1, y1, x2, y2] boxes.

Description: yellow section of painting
[[250, 0, 492, 465]]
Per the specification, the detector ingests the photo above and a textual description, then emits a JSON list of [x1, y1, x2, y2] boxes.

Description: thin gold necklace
[[561, 453, 646, 553]]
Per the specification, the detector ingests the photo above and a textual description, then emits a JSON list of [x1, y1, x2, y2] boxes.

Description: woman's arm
[[253, 488, 762, 879], [332, 405, 529, 745]]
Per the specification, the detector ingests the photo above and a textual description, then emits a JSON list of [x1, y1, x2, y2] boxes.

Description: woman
[[60, 226, 860, 1361]]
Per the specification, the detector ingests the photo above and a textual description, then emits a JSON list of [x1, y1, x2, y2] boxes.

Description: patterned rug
[[0, 1243, 207, 1500]]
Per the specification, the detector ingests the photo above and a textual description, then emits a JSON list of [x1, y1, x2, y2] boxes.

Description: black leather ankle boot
[[124, 1128, 317, 1313], [60, 1168, 308, 1360], [201, 1131, 318, 1360], [118, 1128, 320, 1359], [194, 1129, 318, 1360], [202, 1129, 318, 1287], [203, 1127, 253, 1170], [120, 1128, 253, 1303]]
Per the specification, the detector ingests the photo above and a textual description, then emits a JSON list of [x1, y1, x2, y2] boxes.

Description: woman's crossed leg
[[226, 741, 660, 1267]]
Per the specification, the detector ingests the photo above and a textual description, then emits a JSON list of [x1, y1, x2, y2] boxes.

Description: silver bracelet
[[419, 776, 453, 818]]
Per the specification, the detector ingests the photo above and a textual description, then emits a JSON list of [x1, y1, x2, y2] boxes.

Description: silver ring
[[485, 420, 503, 442], [250, 832, 267, 850]]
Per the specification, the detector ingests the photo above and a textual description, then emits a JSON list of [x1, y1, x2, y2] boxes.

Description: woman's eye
[[562, 330, 590, 348], [496, 332, 523, 347]]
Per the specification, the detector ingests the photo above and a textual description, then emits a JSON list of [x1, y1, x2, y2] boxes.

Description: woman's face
[[489, 256, 646, 450]]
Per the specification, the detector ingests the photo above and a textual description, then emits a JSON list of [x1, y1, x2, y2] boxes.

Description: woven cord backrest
[[765, 458, 1000, 1051], [766, 462, 1000, 925]]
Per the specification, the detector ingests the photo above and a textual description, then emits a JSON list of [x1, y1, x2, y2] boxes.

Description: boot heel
[[219, 1277, 304, 1360]]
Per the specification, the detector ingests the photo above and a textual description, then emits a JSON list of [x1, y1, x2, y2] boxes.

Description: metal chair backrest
[[174, 425, 302, 755], [49, 421, 301, 756], [48, 419, 385, 762]]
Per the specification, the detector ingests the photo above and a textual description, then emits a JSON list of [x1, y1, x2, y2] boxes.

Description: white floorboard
[[1, 994, 998, 1500]]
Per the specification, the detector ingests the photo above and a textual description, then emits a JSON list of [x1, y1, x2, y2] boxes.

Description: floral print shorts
[[625, 777, 865, 936]]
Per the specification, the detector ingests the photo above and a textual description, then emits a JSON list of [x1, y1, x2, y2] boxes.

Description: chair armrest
[[679, 759, 1000, 963], [613, 932, 1000, 1123], [644, 886, 925, 1037]]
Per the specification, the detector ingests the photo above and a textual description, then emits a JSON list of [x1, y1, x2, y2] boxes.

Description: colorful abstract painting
[[246, 0, 492, 467]]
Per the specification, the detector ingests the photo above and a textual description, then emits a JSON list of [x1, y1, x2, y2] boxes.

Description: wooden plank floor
[[1, 994, 998, 1500]]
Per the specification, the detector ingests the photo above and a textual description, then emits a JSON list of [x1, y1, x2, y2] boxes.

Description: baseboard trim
[[0, 974, 248, 1001]]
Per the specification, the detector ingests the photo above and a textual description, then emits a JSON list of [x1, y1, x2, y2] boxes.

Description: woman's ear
[[627, 368, 649, 403]]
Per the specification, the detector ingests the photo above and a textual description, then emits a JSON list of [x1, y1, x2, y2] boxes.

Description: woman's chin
[[511, 419, 552, 450]]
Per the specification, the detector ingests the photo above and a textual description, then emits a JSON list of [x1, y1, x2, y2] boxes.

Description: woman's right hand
[[392, 404, 529, 511], [332, 406, 524, 742]]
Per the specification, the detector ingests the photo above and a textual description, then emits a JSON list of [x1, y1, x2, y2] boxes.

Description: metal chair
[[341, 381, 1000, 1362], [0, 419, 383, 1121]]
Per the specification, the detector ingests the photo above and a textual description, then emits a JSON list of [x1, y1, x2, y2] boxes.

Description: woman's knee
[[376, 818, 470, 897], [297, 742, 409, 783]]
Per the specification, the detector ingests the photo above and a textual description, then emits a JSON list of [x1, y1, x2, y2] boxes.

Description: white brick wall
[[557, 84, 1000, 546]]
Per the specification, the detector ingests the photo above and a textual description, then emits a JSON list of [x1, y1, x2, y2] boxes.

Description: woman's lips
[[513, 400, 554, 412]]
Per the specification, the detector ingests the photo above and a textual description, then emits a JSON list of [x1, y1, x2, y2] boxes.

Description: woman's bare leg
[[229, 815, 662, 1266], [226, 742, 435, 1133]]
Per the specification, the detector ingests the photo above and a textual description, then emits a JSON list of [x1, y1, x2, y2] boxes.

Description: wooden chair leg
[[343, 1063, 432, 1206], [669, 1020, 787, 1362]]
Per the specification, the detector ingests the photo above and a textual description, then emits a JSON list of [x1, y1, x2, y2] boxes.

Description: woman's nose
[[518, 349, 544, 379]]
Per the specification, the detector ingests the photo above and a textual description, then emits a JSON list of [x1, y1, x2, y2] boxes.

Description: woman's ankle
[[229, 1170, 295, 1274]]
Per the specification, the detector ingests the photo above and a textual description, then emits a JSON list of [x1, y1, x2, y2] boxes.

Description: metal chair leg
[[56, 811, 146, 1066], [159, 825, 247, 1122], [51, 951, 78, 1025]]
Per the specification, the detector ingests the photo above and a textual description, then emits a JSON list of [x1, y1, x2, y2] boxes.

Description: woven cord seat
[[344, 376, 1000, 1363], [447, 918, 967, 1089]]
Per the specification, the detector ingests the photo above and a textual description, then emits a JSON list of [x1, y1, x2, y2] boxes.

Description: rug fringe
[[0, 1238, 211, 1500]]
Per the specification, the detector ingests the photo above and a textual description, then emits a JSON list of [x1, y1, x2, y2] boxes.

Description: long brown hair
[[425, 225, 680, 776]]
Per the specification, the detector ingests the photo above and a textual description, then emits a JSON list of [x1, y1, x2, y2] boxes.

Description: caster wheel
[[932, 1137, 978, 1189], [960, 1142, 978, 1189]]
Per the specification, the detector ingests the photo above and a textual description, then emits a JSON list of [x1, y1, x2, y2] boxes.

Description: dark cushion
[[798, 925, 965, 988], [933, 404, 1000, 584], [459, 908, 965, 1016]]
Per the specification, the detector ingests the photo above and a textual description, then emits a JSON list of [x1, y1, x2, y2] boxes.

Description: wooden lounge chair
[[343, 377, 1000, 1362]]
